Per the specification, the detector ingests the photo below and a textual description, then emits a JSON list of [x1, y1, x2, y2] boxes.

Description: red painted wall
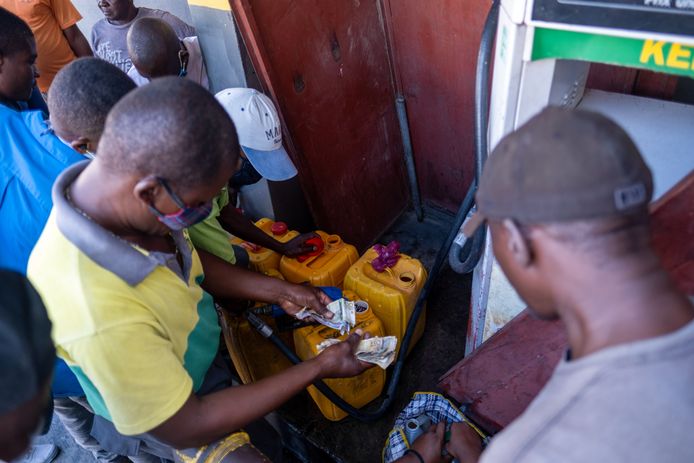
[[383, 0, 489, 211], [587, 63, 679, 100], [232, 0, 409, 249]]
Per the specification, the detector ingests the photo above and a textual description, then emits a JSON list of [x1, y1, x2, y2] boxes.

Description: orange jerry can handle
[[296, 236, 325, 263]]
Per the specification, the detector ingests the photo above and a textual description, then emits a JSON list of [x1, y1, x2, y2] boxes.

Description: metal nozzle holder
[[404, 414, 432, 444]]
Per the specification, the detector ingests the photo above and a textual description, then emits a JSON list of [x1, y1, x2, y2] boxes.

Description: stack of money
[[296, 298, 356, 334], [317, 336, 398, 369]]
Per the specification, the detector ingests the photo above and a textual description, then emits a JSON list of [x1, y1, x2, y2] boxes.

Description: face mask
[[148, 178, 212, 230], [229, 158, 263, 190]]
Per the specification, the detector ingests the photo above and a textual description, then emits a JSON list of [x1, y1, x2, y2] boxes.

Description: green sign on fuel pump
[[532, 27, 694, 78]]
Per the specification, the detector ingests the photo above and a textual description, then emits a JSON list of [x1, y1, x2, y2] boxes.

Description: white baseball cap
[[215, 88, 298, 181]]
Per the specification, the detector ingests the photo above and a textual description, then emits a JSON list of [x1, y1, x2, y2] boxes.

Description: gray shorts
[[89, 355, 282, 462]]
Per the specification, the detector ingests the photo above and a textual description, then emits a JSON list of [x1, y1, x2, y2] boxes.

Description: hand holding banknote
[[296, 298, 356, 334], [316, 329, 374, 378], [318, 335, 398, 369], [275, 284, 334, 320]]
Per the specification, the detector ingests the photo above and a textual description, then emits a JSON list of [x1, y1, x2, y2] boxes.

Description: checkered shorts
[[382, 392, 471, 463]]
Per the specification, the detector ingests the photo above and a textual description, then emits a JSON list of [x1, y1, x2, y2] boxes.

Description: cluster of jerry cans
[[223, 218, 427, 421]]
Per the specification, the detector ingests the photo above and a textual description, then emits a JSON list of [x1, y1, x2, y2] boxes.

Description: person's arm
[[394, 421, 448, 463], [197, 249, 332, 317], [218, 206, 319, 257], [62, 24, 92, 57], [52, 1, 92, 56], [151, 331, 369, 448], [446, 422, 483, 463]]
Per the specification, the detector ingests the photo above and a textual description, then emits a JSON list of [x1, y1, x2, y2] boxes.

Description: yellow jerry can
[[293, 301, 385, 421], [343, 247, 427, 356], [230, 218, 299, 273], [279, 231, 359, 287], [220, 269, 293, 385]]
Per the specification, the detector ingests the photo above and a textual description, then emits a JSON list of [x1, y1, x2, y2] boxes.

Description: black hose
[[448, 0, 499, 274], [475, 0, 498, 177], [246, 171, 485, 422], [246, 0, 500, 421], [247, 177, 474, 422]]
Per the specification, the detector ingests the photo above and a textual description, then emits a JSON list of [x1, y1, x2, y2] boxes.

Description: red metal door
[[231, 0, 409, 249], [382, 0, 490, 211]]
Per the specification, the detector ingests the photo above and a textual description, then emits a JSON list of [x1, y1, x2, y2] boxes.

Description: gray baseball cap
[[0, 270, 55, 414], [463, 107, 653, 237]]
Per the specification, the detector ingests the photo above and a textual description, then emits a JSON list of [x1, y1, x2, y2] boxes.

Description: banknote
[[317, 335, 398, 369], [296, 298, 356, 334], [355, 336, 398, 369]]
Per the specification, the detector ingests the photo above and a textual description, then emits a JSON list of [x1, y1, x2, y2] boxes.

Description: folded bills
[[317, 335, 398, 369], [296, 298, 356, 335]]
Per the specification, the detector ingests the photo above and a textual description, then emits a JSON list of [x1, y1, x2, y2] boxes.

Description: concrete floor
[[35, 415, 93, 462], [32, 205, 471, 463]]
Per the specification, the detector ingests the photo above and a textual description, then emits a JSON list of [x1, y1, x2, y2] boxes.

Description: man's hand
[[315, 330, 373, 378], [407, 421, 448, 463], [446, 422, 482, 463], [275, 283, 334, 319], [280, 232, 321, 257]]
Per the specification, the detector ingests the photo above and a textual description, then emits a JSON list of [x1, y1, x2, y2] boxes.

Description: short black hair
[[99, 77, 239, 188], [48, 58, 137, 143], [0, 7, 34, 57], [520, 213, 651, 265], [127, 17, 180, 77]]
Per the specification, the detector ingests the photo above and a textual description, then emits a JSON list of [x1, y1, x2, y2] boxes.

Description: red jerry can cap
[[271, 222, 288, 236], [296, 236, 325, 263]]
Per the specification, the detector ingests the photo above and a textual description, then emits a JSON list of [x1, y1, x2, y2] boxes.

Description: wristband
[[404, 448, 425, 463]]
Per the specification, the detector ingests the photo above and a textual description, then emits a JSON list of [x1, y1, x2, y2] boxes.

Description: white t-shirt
[[480, 319, 694, 462], [92, 7, 196, 73], [127, 36, 209, 90]]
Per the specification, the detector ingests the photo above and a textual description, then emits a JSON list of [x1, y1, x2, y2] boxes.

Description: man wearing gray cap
[[440, 108, 694, 462], [0, 270, 55, 462]]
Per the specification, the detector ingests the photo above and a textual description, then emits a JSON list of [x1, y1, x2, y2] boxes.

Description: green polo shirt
[[187, 187, 237, 264]]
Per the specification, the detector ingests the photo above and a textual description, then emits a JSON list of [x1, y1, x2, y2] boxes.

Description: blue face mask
[[148, 178, 212, 230]]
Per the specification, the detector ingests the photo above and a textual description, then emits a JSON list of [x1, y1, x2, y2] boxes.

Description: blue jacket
[[0, 105, 86, 396], [0, 106, 84, 272]]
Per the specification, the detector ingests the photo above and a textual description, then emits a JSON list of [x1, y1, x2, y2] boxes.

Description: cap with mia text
[[463, 107, 653, 237], [215, 88, 298, 182]]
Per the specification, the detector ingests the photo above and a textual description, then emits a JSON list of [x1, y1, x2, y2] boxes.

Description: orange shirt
[[0, 0, 82, 92]]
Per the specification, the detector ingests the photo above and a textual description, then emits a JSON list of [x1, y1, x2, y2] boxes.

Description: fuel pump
[[467, 0, 694, 353]]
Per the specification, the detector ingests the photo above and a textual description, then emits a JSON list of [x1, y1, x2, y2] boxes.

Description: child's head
[[127, 18, 184, 79], [0, 8, 38, 104], [48, 57, 137, 154], [96, 77, 239, 235]]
